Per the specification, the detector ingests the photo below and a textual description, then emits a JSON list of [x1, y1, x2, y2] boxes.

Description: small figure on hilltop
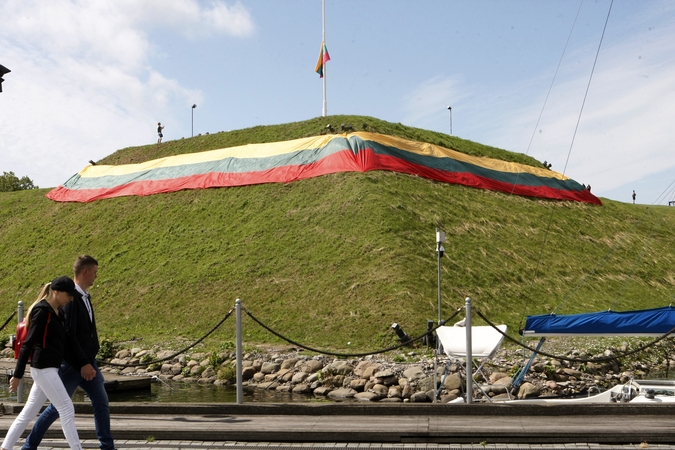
[[632, 190, 636, 204], [157, 122, 165, 144], [586, 184, 592, 192]]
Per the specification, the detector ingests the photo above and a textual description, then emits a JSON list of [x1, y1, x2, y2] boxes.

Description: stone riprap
[[77, 342, 669, 402]]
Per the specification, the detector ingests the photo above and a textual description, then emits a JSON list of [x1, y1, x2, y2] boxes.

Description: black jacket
[[14, 300, 72, 379], [64, 290, 100, 368]]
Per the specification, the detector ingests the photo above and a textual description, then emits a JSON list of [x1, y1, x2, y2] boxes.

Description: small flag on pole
[[315, 42, 330, 78]]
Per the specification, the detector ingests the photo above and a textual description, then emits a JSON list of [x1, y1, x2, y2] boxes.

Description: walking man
[[157, 122, 164, 144], [22, 255, 116, 450]]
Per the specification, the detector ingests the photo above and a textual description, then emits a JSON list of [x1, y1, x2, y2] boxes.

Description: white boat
[[503, 379, 675, 404], [436, 310, 675, 404]]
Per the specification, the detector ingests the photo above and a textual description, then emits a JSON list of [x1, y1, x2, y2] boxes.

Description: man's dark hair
[[73, 255, 98, 275]]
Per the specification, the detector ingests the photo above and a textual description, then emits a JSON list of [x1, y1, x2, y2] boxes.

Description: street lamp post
[[447, 106, 452, 135], [191, 104, 197, 137], [436, 228, 445, 324]]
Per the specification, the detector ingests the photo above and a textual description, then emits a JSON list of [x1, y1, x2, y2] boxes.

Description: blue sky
[[1, 0, 674, 205]]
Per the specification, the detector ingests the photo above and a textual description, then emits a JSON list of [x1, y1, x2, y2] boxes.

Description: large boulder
[[442, 373, 462, 391], [325, 361, 354, 376], [369, 384, 388, 398], [350, 379, 366, 392], [410, 391, 431, 402], [261, 362, 280, 374], [313, 386, 332, 396], [354, 392, 379, 401], [327, 388, 357, 399], [403, 366, 425, 381], [388, 386, 402, 399], [361, 364, 382, 379], [291, 372, 309, 383], [301, 360, 324, 374], [281, 358, 298, 370], [292, 384, 312, 394], [417, 376, 437, 392], [373, 369, 397, 386], [354, 361, 378, 378], [517, 382, 540, 399]]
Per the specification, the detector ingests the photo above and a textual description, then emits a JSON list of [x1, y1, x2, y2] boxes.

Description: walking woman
[[1, 277, 83, 450]]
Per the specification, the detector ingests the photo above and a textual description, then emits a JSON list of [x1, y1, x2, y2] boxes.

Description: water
[[0, 378, 335, 404]]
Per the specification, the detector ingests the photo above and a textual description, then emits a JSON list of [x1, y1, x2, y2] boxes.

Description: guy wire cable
[[523, 0, 615, 319]]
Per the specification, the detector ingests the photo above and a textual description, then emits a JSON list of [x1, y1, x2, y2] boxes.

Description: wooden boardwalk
[[2, 357, 675, 446], [1, 403, 675, 446]]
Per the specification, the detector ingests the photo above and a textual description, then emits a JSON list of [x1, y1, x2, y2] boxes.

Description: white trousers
[[1, 367, 82, 450]]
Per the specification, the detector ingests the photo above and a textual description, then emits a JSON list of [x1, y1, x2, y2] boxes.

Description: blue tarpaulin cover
[[523, 306, 675, 336]]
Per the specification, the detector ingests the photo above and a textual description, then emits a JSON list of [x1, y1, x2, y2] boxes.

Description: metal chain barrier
[[243, 305, 463, 358], [474, 308, 675, 363], [102, 307, 235, 368], [0, 310, 17, 332]]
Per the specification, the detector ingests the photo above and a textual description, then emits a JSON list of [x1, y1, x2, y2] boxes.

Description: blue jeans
[[22, 361, 114, 450]]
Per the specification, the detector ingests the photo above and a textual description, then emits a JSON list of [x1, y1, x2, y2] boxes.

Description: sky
[[1, 0, 675, 205]]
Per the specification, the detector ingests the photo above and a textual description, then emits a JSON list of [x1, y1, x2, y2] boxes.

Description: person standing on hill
[[1, 277, 83, 450], [157, 122, 164, 144], [632, 190, 636, 204], [22, 256, 116, 450]]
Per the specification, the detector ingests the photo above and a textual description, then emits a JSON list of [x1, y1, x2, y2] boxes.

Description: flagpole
[[322, 0, 327, 117]]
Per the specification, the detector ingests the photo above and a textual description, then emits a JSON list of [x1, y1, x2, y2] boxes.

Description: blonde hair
[[24, 283, 52, 330]]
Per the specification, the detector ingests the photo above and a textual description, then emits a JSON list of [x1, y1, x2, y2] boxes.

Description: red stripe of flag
[[315, 42, 330, 78]]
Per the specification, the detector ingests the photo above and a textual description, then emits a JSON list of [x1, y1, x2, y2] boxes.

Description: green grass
[[2, 115, 675, 353]]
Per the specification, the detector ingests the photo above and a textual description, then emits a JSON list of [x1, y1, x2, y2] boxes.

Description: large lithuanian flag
[[46, 132, 601, 205]]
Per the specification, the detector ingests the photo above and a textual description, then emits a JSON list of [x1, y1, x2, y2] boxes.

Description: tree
[[0, 171, 38, 192]]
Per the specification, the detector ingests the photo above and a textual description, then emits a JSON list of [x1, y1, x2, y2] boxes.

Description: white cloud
[[479, 6, 675, 202], [401, 76, 472, 131], [385, 2, 675, 204], [128, 0, 256, 38], [0, 0, 253, 188]]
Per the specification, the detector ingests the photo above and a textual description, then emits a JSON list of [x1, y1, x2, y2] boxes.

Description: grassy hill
[[2, 115, 675, 354]]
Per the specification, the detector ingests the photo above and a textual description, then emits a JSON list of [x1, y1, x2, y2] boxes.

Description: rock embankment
[[90, 341, 672, 402]]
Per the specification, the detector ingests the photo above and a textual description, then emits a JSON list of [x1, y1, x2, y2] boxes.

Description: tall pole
[[191, 104, 197, 137], [236, 298, 243, 404], [321, 0, 327, 117], [447, 106, 452, 135], [434, 229, 445, 403], [436, 228, 445, 324], [465, 297, 473, 404]]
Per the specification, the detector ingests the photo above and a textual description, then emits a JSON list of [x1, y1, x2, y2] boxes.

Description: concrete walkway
[[19, 439, 675, 450], [1, 403, 675, 448]]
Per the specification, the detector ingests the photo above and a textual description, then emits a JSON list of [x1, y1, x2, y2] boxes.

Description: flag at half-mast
[[315, 41, 330, 78]]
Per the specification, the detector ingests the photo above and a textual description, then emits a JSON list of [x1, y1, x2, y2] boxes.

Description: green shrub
[[217, 365, 236, 383], [392, 354, 406, 363], [97, 337, 116, 360]]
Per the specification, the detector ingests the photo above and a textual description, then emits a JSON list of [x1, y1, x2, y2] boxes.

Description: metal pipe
[[465, 297, 472, 404], [433, 339, 438, 403], [235, 298, 243, 404]]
